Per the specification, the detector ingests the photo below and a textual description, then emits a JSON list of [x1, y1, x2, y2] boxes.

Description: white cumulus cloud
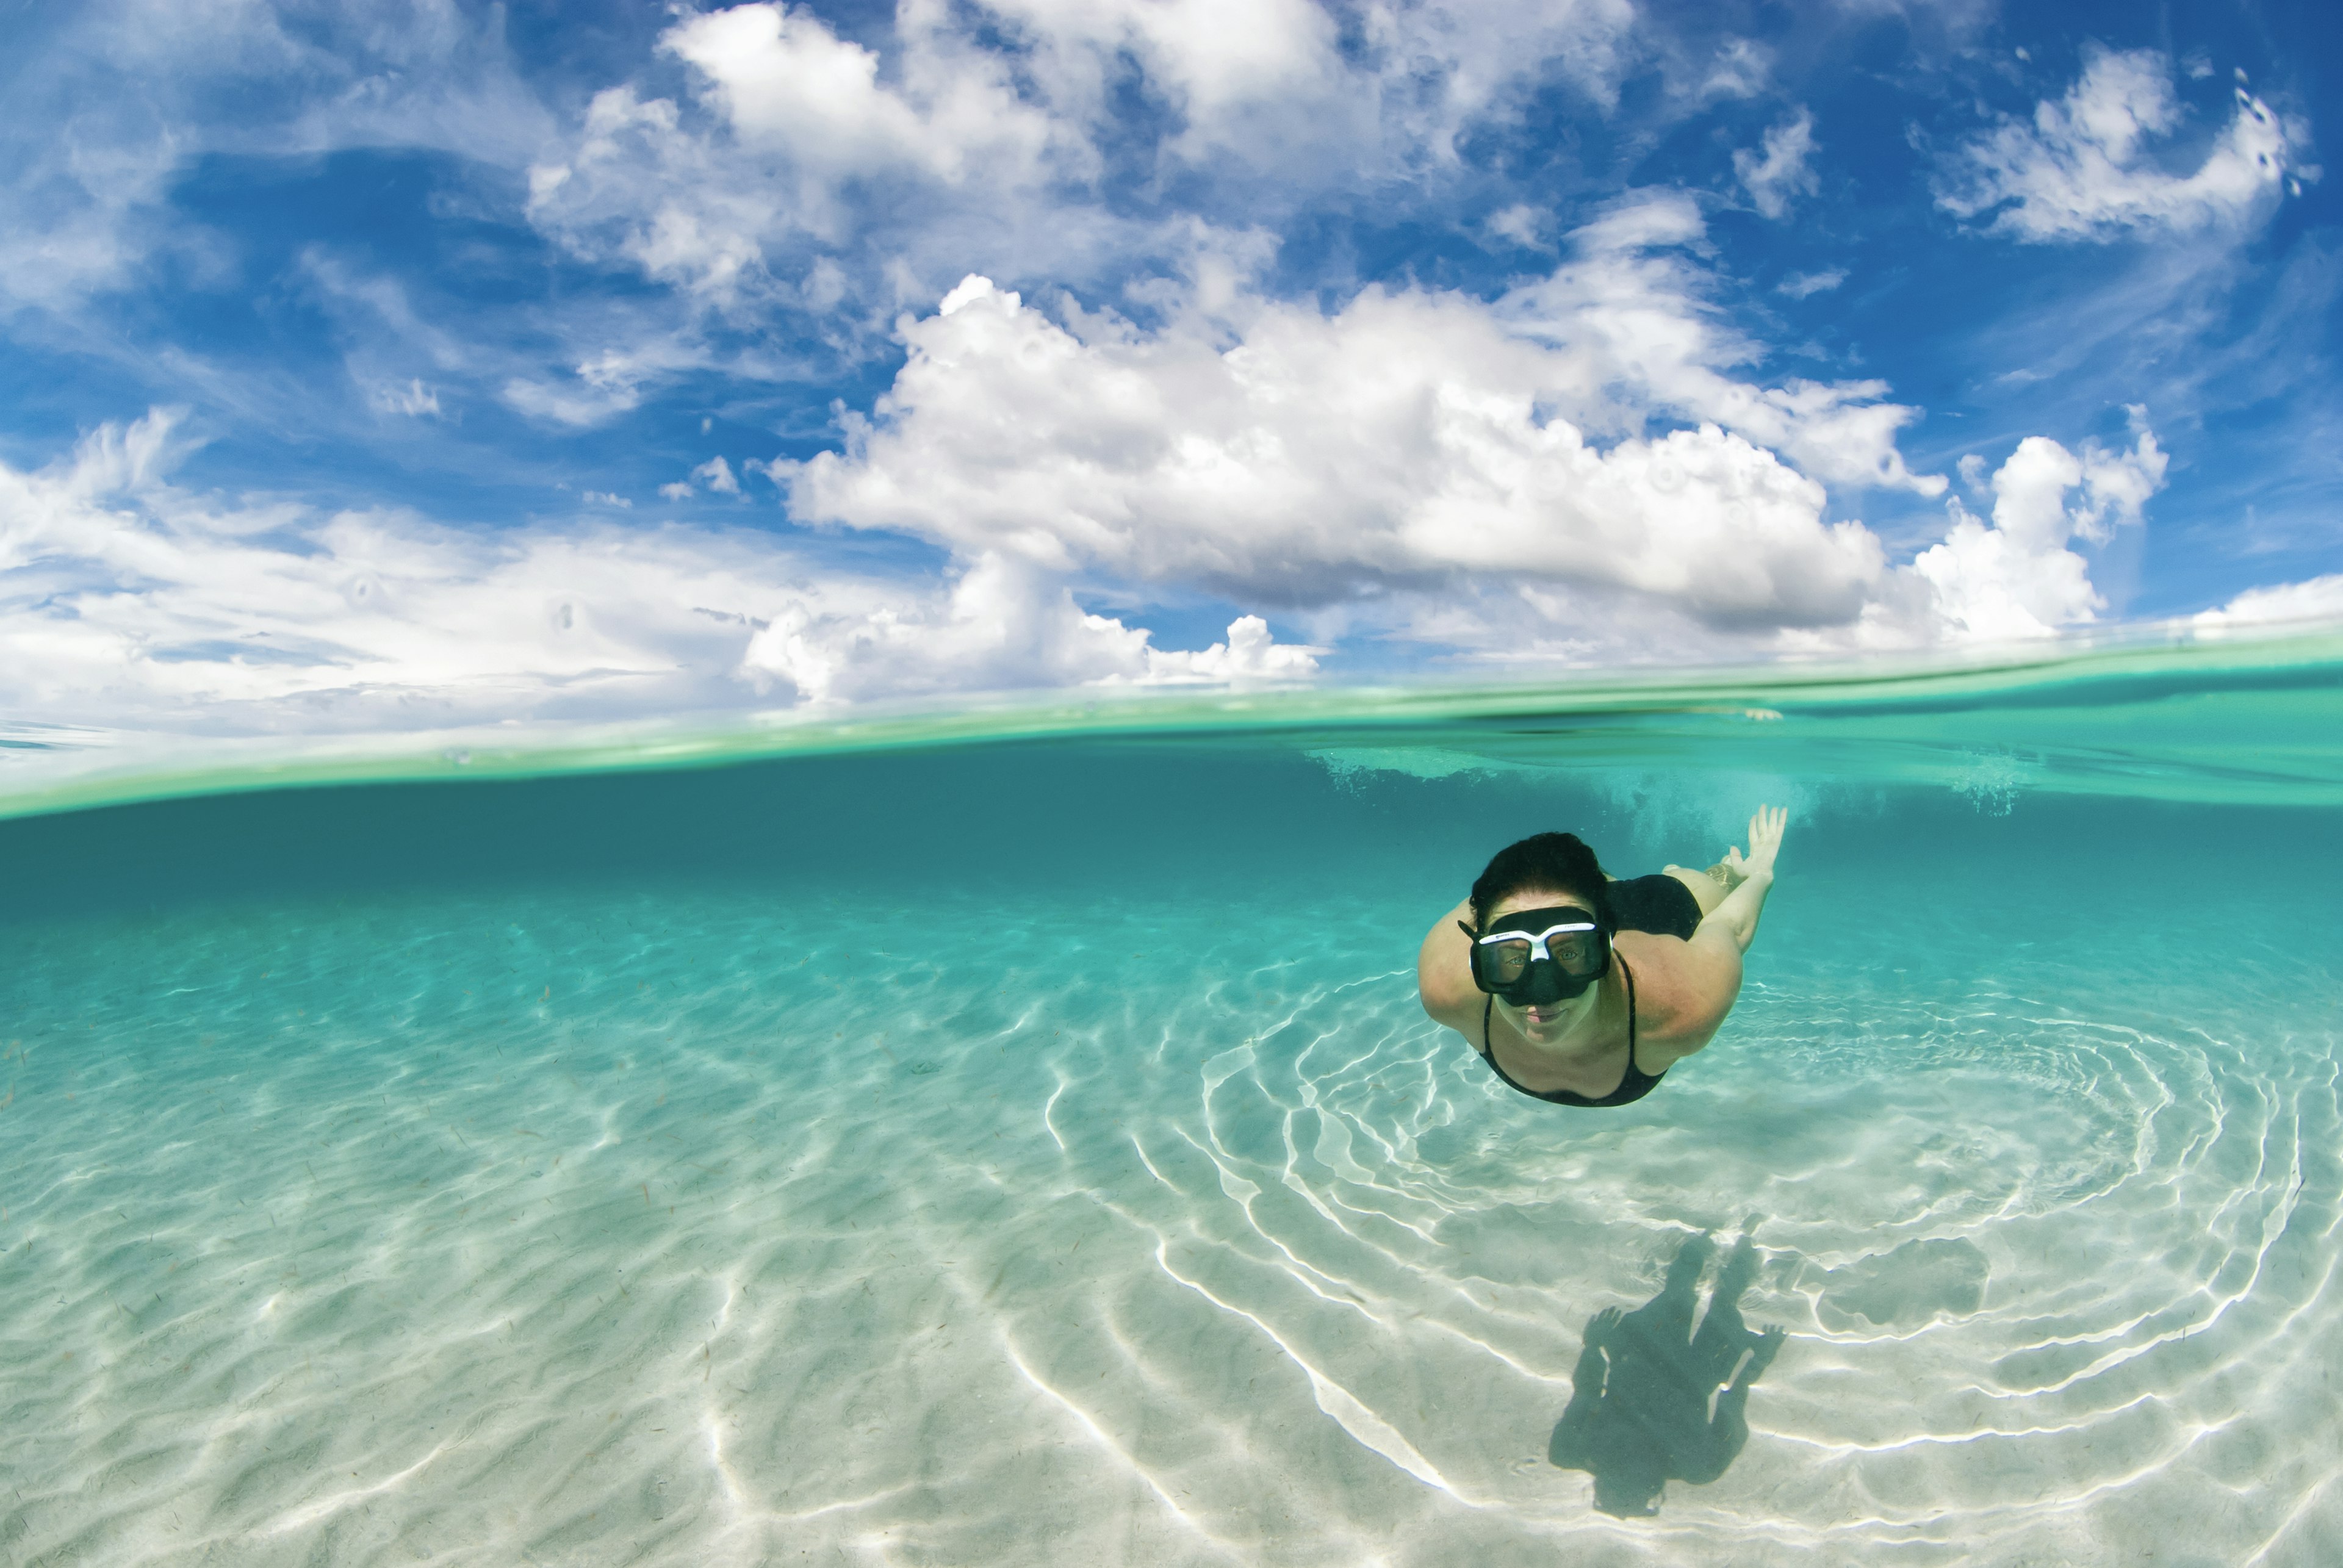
[[663, 3, 1046, 182], [1, 395, 2294, 737], [1938, 45, 2297, 241], [525, 0, 1641, 308], [525, 4, 1073, 303], [1905, 426, 2168, 640], [2194, 574, 2343, 630], [0, 409, 1317, 733], [759, 255, 2232, 664], [735, 553, 1317, 705], [777, 200, 1946, 650], [783, 272, 1888, 625]]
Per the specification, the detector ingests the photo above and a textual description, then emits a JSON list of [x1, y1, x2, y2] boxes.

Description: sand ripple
[[2, 887, 2339, 1565]]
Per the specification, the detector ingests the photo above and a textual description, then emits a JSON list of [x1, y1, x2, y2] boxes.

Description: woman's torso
[[1477, 957, 1661, 1107], [1471, 871, 1702, 1108]]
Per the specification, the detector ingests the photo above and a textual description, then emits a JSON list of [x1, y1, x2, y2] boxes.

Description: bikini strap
[[1619, 955, 1640, 1073], [1482, 994, 1494, 1056]]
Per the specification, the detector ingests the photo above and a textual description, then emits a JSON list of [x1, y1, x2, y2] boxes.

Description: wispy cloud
[[0, 0, 553, 315], [1937, 46, 2299, 242], [1777, 268, 1846, 298], [1735, 109, 1819, 219], [371, 379, 442, 418]]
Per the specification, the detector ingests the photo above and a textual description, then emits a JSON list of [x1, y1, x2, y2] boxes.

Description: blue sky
[[2, 0, 2338, 735]]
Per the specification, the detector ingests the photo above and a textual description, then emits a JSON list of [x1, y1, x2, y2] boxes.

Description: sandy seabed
[[4, 885, 2340, 1567]]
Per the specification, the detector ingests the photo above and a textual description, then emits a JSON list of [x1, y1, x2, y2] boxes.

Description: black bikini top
[[1478, 956, 1664, 1108]]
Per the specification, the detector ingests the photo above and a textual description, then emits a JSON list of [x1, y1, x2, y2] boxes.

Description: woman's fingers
[[1732, 805, 1785, 871], [1727, 801, 1790, 871]]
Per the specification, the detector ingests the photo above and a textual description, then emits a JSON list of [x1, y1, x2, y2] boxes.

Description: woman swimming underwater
[[1417, 808, 1786, 1107]]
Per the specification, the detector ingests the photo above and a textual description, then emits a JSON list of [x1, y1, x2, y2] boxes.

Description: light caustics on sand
[[2, 631, 2341, 1566]]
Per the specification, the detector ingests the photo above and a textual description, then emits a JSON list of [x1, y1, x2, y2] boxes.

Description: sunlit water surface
[[5, 646, 2342, 1566]]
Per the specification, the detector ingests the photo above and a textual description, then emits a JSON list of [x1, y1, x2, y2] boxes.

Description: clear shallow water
[[5, 646, 2343, 1566]]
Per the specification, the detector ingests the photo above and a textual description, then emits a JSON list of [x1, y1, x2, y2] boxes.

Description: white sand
[[3, 887, 2338, 1566]]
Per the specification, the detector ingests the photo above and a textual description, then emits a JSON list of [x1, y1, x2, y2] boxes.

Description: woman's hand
[[1721, 805, 1787, 885], [1687, 805, 1787, 963]]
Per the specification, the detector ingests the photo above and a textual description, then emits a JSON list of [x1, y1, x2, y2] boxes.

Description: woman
[[1416, 807, 1786, 1107]]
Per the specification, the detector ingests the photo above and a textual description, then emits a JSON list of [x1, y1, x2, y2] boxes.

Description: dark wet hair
[[1469, 832, 1612, 932]]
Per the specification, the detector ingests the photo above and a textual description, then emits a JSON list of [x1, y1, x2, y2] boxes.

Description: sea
[[4, 632, 2340, 1566]]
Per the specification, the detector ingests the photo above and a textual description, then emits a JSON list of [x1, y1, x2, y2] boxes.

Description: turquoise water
[[5, 641, 2342, 1565]]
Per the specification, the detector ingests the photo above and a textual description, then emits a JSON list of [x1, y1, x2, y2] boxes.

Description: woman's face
[[1485, 887, 1606, 1041]]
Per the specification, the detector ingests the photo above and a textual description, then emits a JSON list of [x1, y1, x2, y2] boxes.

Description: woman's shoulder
[[1618, 933, 1738, 1054], [1417, 897, 1482, 1024]]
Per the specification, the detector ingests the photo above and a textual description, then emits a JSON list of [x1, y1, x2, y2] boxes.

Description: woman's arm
[[1696, 805, 1787, 956], [1636, 807, 1787, 1059]]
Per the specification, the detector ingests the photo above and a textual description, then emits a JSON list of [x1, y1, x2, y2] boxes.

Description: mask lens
[[1547, 930, 1600, 976], [1478, 938, 1534, 985]]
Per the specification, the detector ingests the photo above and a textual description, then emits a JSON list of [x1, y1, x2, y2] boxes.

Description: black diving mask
[[1461, 905, 1611, 1007]]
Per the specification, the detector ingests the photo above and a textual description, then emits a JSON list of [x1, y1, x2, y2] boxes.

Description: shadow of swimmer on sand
[[1550, 1224, 1783, 1517]]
